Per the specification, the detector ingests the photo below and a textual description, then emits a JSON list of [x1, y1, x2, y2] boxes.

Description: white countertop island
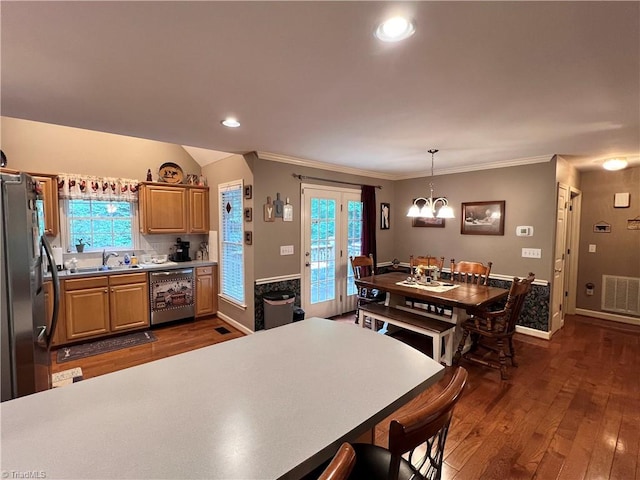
[[1, 318, 444, 479]]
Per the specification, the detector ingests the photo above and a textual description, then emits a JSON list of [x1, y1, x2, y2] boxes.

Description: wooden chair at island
[[346, 367, 468, 480], [449, 259, 492, 285], [349, 254, 385, 326], [317, 443, 356, 480], [453, 273, 535, 380]]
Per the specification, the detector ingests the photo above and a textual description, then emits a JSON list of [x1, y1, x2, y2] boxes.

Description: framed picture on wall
[[412, 217, 445, 228], [380, 203, 390, 230], [461, 200, 505, 235]]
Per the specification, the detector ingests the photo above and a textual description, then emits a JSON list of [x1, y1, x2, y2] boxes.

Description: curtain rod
[[292, 173, 382, 189]]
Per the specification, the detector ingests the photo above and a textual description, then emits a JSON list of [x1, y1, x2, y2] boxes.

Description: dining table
[[354, 272, 510, 345], [0, 317, 444, 480]]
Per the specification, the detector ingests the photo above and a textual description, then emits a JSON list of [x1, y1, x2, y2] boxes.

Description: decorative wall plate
[[158, 162, 184, 184]]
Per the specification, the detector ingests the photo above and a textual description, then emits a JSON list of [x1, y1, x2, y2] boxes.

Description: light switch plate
[[588, 244, 596, 253], [280, 245, 294, 255], [521, 248, 541, 258]]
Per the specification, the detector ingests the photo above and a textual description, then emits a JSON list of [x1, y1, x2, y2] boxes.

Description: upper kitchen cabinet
[[33, 175, 59, 236], [188, 187, 209, 233], [139, 183, 209, 234]]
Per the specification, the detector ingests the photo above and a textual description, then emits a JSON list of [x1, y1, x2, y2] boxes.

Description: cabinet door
[[65, 287, 110, 341], [142, 185, 188, 233], [189, 188, 209, 233], [34, 175, 59, 236], [110, 282, 150, 332], [195, 272, 214, 317]]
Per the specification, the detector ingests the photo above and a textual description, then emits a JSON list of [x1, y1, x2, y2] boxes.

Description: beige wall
[[201, 154, 255, 332], [393, 162, 557, 281], [251, 156, 396, 279], [577, 166, 640, 312], [555, 155, 581, 189], [1, 117, 200, 179]]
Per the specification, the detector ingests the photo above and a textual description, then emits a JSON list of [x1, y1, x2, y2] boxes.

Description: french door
[[301, 185, 362, 319]]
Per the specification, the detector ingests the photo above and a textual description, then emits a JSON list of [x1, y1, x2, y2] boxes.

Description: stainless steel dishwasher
[[149, 269, 195, 325]]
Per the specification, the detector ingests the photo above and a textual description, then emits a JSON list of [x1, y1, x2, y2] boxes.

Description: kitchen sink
[[68, 265, 145, 274]]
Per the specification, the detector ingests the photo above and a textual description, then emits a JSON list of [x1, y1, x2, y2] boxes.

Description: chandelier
[[406, 149, 455, 219]]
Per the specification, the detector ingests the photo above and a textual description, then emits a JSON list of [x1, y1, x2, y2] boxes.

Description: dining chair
[[453, 273, 535, 380], [449, 259, 492, 285], [350, 254, 385, 325], [317, 442, 356, 480], [347, 367, 468, 480], [408, 255, 448, 316]]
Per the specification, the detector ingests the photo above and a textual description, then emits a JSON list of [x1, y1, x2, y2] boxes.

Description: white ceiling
[[2, 2, 638, 179]]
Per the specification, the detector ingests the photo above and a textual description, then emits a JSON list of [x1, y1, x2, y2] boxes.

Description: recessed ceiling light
[[375, 16, 415, 42], [221, 118, 240, 128], [603, 158, 627, 171]]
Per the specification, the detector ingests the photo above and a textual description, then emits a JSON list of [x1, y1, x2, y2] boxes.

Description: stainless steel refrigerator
[[1, 172, 59, 402]]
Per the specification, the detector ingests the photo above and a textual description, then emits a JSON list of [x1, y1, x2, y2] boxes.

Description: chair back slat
[[450, 259, 492, 285], [350, 254, 375, 279], [410, 255, 445, 271]]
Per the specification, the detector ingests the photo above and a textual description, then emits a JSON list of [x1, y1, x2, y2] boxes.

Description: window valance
[[57, 173, 139, 201]]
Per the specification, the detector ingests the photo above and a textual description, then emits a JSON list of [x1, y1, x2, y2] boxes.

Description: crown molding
[[255, 151, 398, 181], [257, 151, 554, 182], [392, 154, 555, 180]]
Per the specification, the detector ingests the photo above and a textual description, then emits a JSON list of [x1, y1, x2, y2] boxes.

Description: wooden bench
[[358, 303, 456, 366]]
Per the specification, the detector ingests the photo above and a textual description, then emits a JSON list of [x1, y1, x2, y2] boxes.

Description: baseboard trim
[[515, 325, 551, 340], [217, 311, 254, 335], [575, 308, 640, 327]]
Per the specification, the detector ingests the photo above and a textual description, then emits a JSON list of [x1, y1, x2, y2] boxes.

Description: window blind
[[219, 181, 245, 304]]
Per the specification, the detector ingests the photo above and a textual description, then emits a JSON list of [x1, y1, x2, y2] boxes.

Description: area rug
[[56, 331, 157, 363], [52, 367, 83, 387]]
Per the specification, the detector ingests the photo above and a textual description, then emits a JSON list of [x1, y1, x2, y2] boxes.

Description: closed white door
[[551, 183, 568, 335], [301, 185, 361, 319]]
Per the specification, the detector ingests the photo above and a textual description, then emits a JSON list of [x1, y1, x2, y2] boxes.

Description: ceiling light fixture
[[375, 16, 415, 42], [221, 118, 241, 128], [603, 158, 627, 171], [407, 149, 455, 219]]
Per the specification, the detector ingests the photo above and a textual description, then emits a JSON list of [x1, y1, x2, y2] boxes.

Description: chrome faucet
[[102, 250, 119, 266]]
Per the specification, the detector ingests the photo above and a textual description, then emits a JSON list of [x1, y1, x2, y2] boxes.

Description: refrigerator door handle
[[40, 236, 59, 349], [36, 326, 47, 348]]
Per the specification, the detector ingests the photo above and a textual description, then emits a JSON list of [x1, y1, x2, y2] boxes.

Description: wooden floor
[[51, 313, 640, 480]]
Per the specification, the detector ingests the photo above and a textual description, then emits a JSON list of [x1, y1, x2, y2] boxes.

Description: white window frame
[[60, 198, 140, 252], [218, 180, 246, 308]]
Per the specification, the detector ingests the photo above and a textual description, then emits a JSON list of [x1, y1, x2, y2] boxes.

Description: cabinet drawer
[[196, 266, 213, 276], [109, 272, 147, 286], [64, 276, 109, 291]]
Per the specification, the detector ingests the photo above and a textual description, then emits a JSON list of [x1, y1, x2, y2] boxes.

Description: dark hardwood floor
[[51, 313, 640, 479]]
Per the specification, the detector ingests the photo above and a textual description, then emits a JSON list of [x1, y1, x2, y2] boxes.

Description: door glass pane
[[346, 200, 363, 296], [310, 198, 336, 304]]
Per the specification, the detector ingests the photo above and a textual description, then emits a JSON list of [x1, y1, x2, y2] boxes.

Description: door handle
[[36, 325, 47, 348], [554, 268, 562, 273], [305, 262, 310, 267]]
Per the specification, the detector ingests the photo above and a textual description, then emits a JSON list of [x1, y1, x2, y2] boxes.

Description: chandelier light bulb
[[407, 149, 454, 219]]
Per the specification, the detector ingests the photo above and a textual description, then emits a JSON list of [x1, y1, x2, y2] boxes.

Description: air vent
[[602, 275, 640, 316]]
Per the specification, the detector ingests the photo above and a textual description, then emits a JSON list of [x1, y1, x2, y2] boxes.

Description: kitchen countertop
[[0, 318, 444, 479], [47, 260, 217, 279]]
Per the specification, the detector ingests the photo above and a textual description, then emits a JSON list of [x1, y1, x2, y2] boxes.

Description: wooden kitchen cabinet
[[195, 265, 218, 317], [139, 182, 209, 234], [109, 273, 149, 332], [33, 174, 59, 236], [62, 273, 150, 344], [64, 276, 110, 342], [188, 187, 209, 233]]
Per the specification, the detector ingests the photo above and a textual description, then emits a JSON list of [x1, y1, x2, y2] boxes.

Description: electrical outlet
[[521, 248, 541, 258], [280, 245, 294, 255]]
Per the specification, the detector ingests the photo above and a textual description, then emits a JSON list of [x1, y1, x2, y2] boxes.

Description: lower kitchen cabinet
[[109, 273, 150, 332], [195, 265, 218, 317], [62, 273, 149, 344]]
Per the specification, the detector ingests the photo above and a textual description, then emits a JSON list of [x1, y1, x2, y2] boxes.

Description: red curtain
[[361, 185, 377, 267]]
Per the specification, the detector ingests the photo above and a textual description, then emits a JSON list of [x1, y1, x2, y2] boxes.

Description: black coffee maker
[[174, 238, 191, 262]]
